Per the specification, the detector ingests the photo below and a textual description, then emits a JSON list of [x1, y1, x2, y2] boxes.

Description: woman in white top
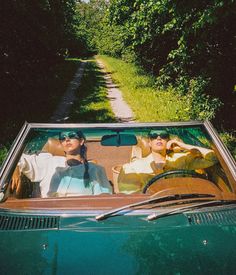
[[12, 130, 112, 198]]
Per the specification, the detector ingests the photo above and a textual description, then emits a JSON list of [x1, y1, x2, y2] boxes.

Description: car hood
[[1, 210, 236, 275]]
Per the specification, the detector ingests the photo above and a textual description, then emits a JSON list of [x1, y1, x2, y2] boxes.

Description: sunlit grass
[[96, 55, 191, 122], [1, 56, 235, 164], [97, 55, 236, 159], [69, 59, 116, 122]]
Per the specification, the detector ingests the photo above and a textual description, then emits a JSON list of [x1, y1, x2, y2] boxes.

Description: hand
[[166, 139, 186, 151], [167, 139, 202, 156], [11, 166, 22, 193]]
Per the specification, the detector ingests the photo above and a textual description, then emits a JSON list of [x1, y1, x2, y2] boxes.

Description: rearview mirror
[[101, 134, 137, 146]]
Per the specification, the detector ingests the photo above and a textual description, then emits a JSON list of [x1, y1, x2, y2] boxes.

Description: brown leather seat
[[130, 136, 184, 161], [111, 137, 151, 193], [42, 138, 65, 156], [130, 136, 151, 161]]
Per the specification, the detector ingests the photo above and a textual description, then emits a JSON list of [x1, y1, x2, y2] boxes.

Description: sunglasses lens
[[149, 132, 169, 140], [150, 134, 158, 139], [68, 133, 78, 139], [59, 132, 79, 141], [59, 135, 66, 141], [160, 133, 169, 139]]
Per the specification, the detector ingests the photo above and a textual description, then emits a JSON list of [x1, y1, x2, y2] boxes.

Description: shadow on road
[[67, 60, 117, 123]]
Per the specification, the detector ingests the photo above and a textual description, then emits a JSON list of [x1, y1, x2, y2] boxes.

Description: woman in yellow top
[[118, 130, 218, 194]]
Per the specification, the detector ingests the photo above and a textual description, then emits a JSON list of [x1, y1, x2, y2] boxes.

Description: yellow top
[[118, 149, 218, 194]]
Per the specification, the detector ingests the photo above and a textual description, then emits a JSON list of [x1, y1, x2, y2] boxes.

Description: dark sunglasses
[[59, 132, 81, 141], [149, 133, 169, 140]]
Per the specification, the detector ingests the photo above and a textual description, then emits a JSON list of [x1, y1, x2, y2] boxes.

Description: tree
[[94, 0, 236, 128]]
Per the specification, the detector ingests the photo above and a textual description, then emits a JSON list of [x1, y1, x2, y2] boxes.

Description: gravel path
[[50, 61, 87, 122], [51, 59, 135, 123], [96, 59, 136, 123]]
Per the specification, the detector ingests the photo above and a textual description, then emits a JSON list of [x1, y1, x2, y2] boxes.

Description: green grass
[[96, 55, 191, 122], [68, 59, 116, 122], [0, 57, 116, 165], [42, 58, 81, 120], [97, 55, 236, 159], [1, 55, 235, 164]]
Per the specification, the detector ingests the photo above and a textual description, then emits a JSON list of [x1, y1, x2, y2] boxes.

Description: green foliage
[[0, 58, 80, 146], [98, 54, 236, 159], [0, 0, 90, 145], [220, 132, 236, 160], [98, 55, 191, 122], [0, 146, 8, 167], [75, 0, 111, 55], [185, 77, 222, 120], [121, 46, 138, 64], [1, 0, 235, 160], [96, 23, 125, 57], [93, 0, 236, 130]]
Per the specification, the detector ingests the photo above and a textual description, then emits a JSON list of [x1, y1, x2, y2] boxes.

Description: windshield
[[1, 124, 235, 203]]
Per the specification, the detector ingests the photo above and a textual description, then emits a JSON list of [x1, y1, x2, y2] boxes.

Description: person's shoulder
[[166, 151, 189, 161], [88, 162, 104, 170], [132, 154, 152, 163], [24, 152, 54, 161], [47, 154, 66, 166], [38, 152, 53, 157], [52, 155, 65, 160], [122, 155, 151, 173], [88, 162, 109, 177]]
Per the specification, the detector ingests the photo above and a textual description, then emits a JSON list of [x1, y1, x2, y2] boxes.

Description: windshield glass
[[1, 124, 235, 201]]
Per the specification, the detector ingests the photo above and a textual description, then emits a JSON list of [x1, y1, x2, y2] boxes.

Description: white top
[[18, 153, 112, 197]]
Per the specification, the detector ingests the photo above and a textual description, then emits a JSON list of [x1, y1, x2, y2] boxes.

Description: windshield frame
[[0, 120, 236, 205]]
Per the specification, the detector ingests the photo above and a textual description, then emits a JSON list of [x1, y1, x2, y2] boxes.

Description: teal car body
[[0, 121, 236, 275]]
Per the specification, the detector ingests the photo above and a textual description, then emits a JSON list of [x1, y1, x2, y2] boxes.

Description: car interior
[[0, 123, 235, 211], [6, 133, 234, 200], [42, 137, 133, 193]]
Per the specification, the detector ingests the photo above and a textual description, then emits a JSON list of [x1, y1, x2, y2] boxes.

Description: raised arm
[[166, 139, 218, 169]]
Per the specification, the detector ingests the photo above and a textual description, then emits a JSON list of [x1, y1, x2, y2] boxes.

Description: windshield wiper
[[95, 193, 216, 221], [147, 200, 236, 221]]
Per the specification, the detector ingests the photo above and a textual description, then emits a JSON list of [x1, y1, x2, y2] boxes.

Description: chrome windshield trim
[[0, 122, 31, 190], [204, 120, 236, 181], [26, 120, 204, 129], [0, 207, 169, 217]]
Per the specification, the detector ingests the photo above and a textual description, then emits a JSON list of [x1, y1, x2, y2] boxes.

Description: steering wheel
[[142, 169, 207, 194]]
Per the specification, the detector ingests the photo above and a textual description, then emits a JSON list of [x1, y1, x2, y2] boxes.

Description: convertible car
[[0, 121, 236, 274]]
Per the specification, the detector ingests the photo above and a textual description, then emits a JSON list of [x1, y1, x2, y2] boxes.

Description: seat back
[[130, 136, 151, 161], [42, 138, 134, 194], [109, 137, 151, 193], [42, 138, 65, 156], [42, 137, 152, 160]]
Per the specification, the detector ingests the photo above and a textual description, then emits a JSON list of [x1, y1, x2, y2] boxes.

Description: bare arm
[[166, 139, 218, 169]]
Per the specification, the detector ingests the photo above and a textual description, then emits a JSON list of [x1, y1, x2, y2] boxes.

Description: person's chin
[[152, 147, 165, 154], [66, 149, 79, 155], [156, 142, 163, 146], [155, 146, 164, 151]]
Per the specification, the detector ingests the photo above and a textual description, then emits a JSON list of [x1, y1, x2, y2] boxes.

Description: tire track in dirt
[[51, 59, 135, 123], [96, 59, 136, 123], [50, 61, 87, 122]]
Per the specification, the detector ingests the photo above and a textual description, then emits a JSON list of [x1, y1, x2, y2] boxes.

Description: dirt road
[[51, 59, 135, 123]]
